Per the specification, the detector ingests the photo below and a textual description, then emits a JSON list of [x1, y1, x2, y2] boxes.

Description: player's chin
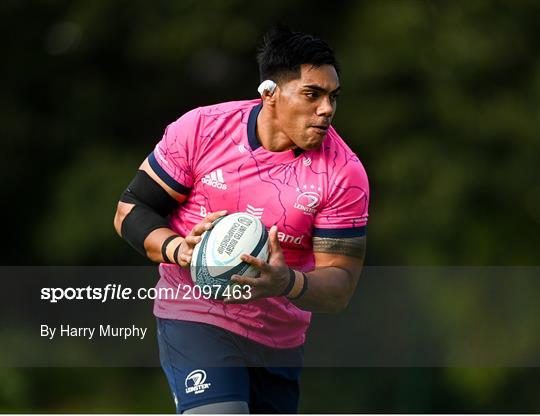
[[302, 134, 325, 150]]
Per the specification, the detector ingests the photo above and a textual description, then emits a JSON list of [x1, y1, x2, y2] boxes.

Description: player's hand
[[176, 210, 227, 268], [225, 225, 290, 303]]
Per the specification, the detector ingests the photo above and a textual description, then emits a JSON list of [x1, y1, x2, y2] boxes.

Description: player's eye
[[305, 91, 319, 99]]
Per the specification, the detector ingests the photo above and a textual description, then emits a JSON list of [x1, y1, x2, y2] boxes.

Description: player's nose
[[316, 96, 334, 118]]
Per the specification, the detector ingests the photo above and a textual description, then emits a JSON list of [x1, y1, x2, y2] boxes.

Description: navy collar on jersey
[[247, 102, 304, 157]]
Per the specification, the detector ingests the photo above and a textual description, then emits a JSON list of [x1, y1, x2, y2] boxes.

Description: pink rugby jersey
[[151, 99, 369, 348]]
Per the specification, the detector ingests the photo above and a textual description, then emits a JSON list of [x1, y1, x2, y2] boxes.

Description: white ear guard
[[257, 80, 277, 96]]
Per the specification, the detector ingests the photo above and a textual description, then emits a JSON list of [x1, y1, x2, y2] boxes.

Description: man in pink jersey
[[114, 26, 368, 414]]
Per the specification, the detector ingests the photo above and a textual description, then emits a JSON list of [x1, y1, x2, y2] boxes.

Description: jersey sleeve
[[313, 157, 369, 238], [148, 108, 201, 196]]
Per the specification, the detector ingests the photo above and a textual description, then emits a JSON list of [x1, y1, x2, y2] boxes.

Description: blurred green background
[[2, 0, 540, 412]]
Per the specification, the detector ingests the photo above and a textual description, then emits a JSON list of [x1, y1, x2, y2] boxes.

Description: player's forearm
[[115, 167, 187, 263], [289, 267, 359, 313], [144, 228, 184, 263], [114, 201, 182, 264]]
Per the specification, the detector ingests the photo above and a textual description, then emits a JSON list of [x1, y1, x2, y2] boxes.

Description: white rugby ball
[[190, 212, 269, 297]]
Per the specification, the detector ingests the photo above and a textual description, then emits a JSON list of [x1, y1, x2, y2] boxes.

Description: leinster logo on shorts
[[185, 369, 211, 395]]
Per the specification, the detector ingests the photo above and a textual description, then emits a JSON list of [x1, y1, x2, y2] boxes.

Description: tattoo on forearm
[[312, 236, 366, 258]]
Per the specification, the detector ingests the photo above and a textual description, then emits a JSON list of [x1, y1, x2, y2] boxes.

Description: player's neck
[[256, 105, 298, 153]]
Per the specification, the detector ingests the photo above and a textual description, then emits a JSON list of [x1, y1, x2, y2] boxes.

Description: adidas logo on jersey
[[201, 169, 227, 190]]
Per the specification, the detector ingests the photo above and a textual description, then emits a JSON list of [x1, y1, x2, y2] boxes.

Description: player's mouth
[[310, 125, 329, 135]]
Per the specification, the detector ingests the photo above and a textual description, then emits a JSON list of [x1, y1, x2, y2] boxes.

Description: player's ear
[[257, 80, 277, 105]]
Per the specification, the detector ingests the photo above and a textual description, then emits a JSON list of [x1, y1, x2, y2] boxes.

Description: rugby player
[[114, 26, 369, 414]]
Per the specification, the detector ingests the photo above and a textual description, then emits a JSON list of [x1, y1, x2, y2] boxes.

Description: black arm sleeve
[[119, 170, 179, 256]]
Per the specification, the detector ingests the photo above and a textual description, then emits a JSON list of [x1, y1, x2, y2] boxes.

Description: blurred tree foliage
[[1, 0, 540, 413]]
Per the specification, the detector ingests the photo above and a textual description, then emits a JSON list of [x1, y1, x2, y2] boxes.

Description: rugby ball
[[190, 212, 269, 298]]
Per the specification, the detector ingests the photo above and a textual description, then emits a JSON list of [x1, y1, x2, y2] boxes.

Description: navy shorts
[[156, 318, 303, 414]]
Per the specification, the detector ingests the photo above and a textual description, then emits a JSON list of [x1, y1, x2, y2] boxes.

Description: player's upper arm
[[311, 148, 369, 282], [313, 235, 367, 278], [139, 158, 187, 203]]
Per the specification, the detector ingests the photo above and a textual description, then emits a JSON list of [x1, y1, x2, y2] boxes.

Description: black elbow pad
[[119, 170, 179, 256], [120, 205, 170, 256]]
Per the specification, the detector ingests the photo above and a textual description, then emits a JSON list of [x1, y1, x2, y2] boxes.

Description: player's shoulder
[[166, 99, 260, 136], [194, 99, 261, 120]]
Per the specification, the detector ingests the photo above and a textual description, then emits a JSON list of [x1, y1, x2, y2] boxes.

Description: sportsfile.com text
[[40, 284, 252, 303]]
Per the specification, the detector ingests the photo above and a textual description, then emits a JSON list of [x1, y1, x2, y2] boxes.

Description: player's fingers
[[230, 274, 260, 287], [205, 210, 228, 223], [189, 211, 227, 236], [268, 225, 284, 257], [268, 225, 281, 250], [240, 254, 270, 272], [184, 235, 201, 246], [178, 253, 191, 268], [190, 221, 212, 236]]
